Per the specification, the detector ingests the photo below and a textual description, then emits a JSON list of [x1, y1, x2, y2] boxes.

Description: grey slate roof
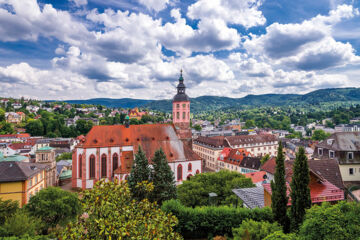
[[239, 157, 261, 170], [232, 186, 264, 209], [0, 161, 46, 182], [317, 132, 360, 151]]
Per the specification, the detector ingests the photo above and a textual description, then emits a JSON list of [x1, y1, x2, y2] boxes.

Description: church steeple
[[173, 70, 189, 102]]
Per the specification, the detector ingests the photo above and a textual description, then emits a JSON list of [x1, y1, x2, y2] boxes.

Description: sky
[[0, 0, 359, 100]]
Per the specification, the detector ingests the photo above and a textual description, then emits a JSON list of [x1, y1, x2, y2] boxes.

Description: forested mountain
[[60, 88, 360, 112]]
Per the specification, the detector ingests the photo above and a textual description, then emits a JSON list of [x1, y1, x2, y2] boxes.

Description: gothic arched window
[[101, 154, 107, 178], [89, 155, 95, 178], [177, 164, 183, 181]]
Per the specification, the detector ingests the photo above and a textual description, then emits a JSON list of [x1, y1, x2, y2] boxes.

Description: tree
[[25, 187, 81, 233], [25, 120, 44, 136], [270, 142, 290, 233], [151, 149, 177, 205], [232, 219, 282, 240], [245, 119, 255, 128], [1, 210, 43, 237], [75, 119, 93, 135], [0, 108, 5, 122], [55, 152, 73, 161], [61, 180, 182, 240], [290, 147, 311, 231], [128, 146, 151, 201], [177, 170, 254, 207], [299, 202, 360, 240], [311, 129, 330, 141], [193, 124, 202, 131], [0, 199, 19, 225], [264, 231, 297, 240]]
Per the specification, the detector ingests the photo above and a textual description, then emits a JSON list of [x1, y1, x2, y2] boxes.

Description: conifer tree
[[151, 148, 177, 205], [270, 142, 290, 233], [290, 146, 311, 231], [128, 145, 151, 200]]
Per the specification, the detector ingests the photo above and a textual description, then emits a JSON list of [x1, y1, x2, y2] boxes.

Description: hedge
[[161, 199, 274, 239]]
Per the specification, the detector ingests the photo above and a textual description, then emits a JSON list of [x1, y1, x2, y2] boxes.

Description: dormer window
[[327, 139, 334, 145], [348, 152, 354, 160], [329, 150, 335, 159], [318, 148, 323, 156]]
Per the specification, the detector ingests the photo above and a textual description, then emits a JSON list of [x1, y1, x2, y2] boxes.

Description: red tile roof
[[244, 171, 268, 184], [78, 124, 200, 163], [260, 156, 276, 174], [218, 148, 251, 166]]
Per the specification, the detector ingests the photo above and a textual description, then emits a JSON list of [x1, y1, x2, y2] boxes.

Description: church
[[72, 71, 202, 189]]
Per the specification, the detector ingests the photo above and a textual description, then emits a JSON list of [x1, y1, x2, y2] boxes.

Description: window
[[183, 112, 186, 120], [329, 151, 335, 159], [188, 163, 192, 171], [177, 164, 183, 181], [182, 104, 186, 108], [113, 153, 119, 172], [348, 152, 354, 160], [318, 148, 323, 156], [29, 179, 32, 187], [35, 176, 38, 184], [349, 168, 354, 175], [176, 104, 179, 108], [89, 155, 95, 178], [176, 112, 180, 119], [79, 154, 82, 178], [101, 154, 107, 178]]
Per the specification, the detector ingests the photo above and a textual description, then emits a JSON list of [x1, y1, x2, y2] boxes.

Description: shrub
[[233, 219, 282, 240], [162, 199, 273, 239], [264, 231, 298, 240]]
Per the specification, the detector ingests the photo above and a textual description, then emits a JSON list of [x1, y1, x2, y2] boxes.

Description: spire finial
[[180, 69, 183, 76]]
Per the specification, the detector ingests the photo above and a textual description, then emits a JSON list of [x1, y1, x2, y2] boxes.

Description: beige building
[[35, 146, 56, 187], [193, 134, 278, 171]]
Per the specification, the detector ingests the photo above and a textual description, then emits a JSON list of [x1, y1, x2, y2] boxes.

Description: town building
[[313, 132, 360, 184], [5, 112, 25, 124], [334, 124, 360, 132], [193, 134, 278, 171], [128, 107, 148, 120], [0, 133, 31, 143], [217, 148, 261, 174], [72, 71, 202, 189], [0, 161, 46, 207], [35, 147, 57, 187]]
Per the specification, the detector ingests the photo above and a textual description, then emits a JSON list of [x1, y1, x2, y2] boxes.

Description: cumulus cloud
[[70, 0, 87, 7], [187, 0, 266, 28], [244, 4, 360, 70]]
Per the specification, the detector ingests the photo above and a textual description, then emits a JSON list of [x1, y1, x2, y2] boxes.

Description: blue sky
[[0, 0, 359, 100]]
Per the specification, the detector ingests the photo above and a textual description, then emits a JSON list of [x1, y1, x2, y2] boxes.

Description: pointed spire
[[179, 69, 184, 83]]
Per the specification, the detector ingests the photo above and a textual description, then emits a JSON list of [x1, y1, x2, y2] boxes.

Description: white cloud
[[137, 0, 169, 12], [70, 0, 88, 7], [187, 0, 266, 28]]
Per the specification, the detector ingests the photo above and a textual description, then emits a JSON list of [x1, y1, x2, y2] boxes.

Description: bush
[[162, 199, 273, 239], [233, 219, 282, 240], [1, 210, 43, 237], [299, 201, 360, 240], [264, 231, 298, 240], [177, 170, 254, 207]]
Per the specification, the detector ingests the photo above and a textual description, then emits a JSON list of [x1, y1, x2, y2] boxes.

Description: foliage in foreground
[[299, 201, 360, 240], [177, 170, 254, 207], [232, 219, 282, 240], [0, 199, 19, 225], [62, 180, 182, 240], [161, 199, 273, 239], [0, 210, 43, 237], [25, 187, 81, 233]]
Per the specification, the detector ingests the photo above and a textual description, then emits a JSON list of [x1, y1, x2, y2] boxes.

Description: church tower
[[173, 70, 192, 143]]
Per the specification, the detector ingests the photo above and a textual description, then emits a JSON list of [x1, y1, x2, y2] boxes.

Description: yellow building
[[0, 161, 46, 207]]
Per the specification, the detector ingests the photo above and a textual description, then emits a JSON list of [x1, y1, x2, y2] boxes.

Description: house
[[0, 152, 29, 162], [313, 132, 360, 184], [244, 171, 270, 187], [57, 160, 72, 186], [261, 157, 344, 207], [35, 147, 57, 187], [193, 134, 278, 171], [334, 124, 360, 133], [13, 102, 22, 109], [0, 99, 9, 105], [232, 186, 264, 209], [0, 133, 31, 143], [294, 126, 306, 136], [5, 112, 25, 124], [72, 71, 202, 189], [217, 148, 261, 174], [26, 105, 40, 113], [350, 117, 360, 123], [128, 107, 147, 120], [0, 161, 46, 207]]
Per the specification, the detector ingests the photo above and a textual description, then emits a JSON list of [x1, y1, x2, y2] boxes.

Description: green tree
[[75, 119, 93, 135], [177, 170, 254, 207], [55, 152, 73, 161], [61, 180, 182, 240], [264, 231, 298, 240], [271, 142, 290, 233], [0, 122, 15, 134], [1, 210, 43, 237], [193, 124, 202, 131], [0, 199, 19, 225], [128, 146, 151, 201], [151, 149, 177, 205], [25, 120, 44, 136], [233, 219, 282, 240], [245, 119, 255, 128], [0, 108, 5, 122], [290, 147, 311, 231], [25, 187, 81, 233], [299, 202, 360, 240], [311, 129, 331, 141]]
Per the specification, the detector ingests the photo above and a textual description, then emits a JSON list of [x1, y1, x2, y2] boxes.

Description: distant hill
[[59, 88, 360, 112]]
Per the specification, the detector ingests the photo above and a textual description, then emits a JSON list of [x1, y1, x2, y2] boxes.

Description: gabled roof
[[194, 136, 227, 148], [316, 132, 360, 151], [308, 159, 344, 189], [79, 124, 200, 162], [260, 156, 276, 174], [226, 134, 277, 146], [232, 186, 264, 209], [244, 171, 268, 184], [0, 161, 45, 182]]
